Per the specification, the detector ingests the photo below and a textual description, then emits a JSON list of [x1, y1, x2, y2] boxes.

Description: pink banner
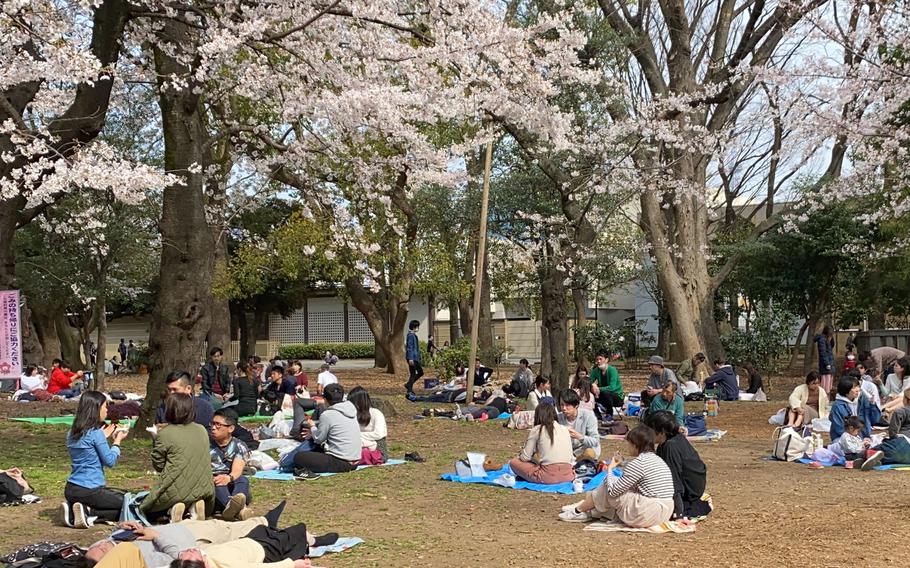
[[0, 290, 22, 380]]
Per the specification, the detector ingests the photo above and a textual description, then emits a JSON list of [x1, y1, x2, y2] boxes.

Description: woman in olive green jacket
[[140, 393, 214, 519]]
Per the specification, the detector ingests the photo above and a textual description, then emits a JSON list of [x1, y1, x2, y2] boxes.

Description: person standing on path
[[404, 320, 423, 397]]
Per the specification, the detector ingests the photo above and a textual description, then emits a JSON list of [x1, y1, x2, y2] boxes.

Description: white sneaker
[[561, 500, 584, 513], [558, 508, 593, 523], [72, 502, 90, 529], [60, 502, 73, 527]]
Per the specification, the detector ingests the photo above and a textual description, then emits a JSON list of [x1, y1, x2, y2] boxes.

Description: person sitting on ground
[[210, 409, 253, 521], [703, 357, 739, 401], [559, 425, 674, 526], [642, 356, 678, 407], [526, 376, 553, 411], [784, 372, 828, 428], [141, 393, 215, 522], [857, 363, 883, 410], [49, 360, 84, 398], [836, 415, 872, 467], [473, 359, 494, 387], [292, 383, 362, 475], [63, 391, 129, 529], [557, 389, 601, 461], [200, 347, 231, 409], [155, 371, 215, 430], [829, 375, 878, 442], [503, 358, 534, 398], [645, 382, 685, 432], [228, 361, 259, 417], [861, 389, 910, 470], [743, 363, 764, 395], [324, 350, 339, 366], [289, 361, 309, 390], [82, 502, 293, 567], [677, 352, 711, 384], [881, 357, 910, 407], [15, 365, 52, 401], [348, 386, 388, 464], [264, 365, 296, 411], [508, 403, 575, 485], [316, 363, 338, 396], [571, 369, 596, 413], [643, 410, 711, 519], [590, 351, 623, 415]]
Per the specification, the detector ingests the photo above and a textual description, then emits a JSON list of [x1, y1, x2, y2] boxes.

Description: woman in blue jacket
[[64, 391, 129, 528], [815, 325, 835, 394], [829, 376, 879, 442]]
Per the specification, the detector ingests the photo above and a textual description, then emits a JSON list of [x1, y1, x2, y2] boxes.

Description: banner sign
[[0, 290, 22, 380]]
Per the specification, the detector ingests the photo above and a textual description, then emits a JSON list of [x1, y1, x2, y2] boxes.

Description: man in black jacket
[[200, 346, 231, 407], [644, 410, 711, 519]]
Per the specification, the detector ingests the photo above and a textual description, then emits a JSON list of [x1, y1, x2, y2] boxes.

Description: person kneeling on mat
[[292, 383, 362, 477]]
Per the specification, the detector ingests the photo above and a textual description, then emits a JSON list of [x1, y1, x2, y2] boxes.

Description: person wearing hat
[[642, 355, 678, 408]]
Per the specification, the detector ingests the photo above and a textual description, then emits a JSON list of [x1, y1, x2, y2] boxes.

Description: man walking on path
[[404, 320, 423, 397]]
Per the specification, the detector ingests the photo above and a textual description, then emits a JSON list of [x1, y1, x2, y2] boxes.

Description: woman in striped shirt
[[559, 425, 675, 527]]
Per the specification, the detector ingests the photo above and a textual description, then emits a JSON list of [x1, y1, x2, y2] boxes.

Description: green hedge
[[278, 342, 375, 359]]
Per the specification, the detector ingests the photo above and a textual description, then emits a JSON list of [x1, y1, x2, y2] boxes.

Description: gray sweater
[[313, 400, 362, 461], [557, 408, 601, 459], [134, 524, 195, 566]]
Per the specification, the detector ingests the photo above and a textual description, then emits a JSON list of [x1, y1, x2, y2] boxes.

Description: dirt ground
[[2, 365, 909, 567]]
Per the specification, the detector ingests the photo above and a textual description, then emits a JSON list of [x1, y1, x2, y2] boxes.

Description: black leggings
[[246, 523, 310, 561], [64, 482, 123, 522], [293, 450, 357, 474]]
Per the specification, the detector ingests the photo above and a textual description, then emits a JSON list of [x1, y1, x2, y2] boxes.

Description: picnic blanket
[[10, 414, 270, 426], [253, 459, 407, 480], [308, 537, 364, 558], [413, 412, 512, 422], [440, 464, 613, 494], [601, 429, 727, 442], [583, 520, 696, 533], [794, 457, 910, 471]]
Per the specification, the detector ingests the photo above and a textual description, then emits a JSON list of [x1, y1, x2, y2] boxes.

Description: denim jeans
[[214, 475, 251, 510]]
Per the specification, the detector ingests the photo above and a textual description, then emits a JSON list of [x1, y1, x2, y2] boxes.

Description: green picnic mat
[[10, 414, 277, 426]]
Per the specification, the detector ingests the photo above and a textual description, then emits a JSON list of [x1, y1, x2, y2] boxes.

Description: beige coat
[[788, 384, 829, 418]]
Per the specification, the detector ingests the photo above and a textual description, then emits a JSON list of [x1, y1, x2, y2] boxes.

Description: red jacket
[[48, 368, 75, 393]]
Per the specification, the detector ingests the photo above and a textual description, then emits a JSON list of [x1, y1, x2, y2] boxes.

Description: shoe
[[222, 494, 246, 521], [406, 392, 417, 401], [294, 468, 321, 480], [169, 502, 186, 522], [72, 502, 90, 529], [852, 458, 866, 469], [558, 508, 593, 523], [561, 500, 584, 513], [191, 500, 206, 520], [238, 506, 254, 521], [60, 502, 73, 528], [861, 450, 884, 471], [312, 532, 339, 547], [404, 452, 426, 463]]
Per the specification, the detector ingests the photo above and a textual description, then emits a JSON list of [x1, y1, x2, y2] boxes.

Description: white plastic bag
[[768, 408, 786, 425], [810, 418, 831, 433], [269, 411, 290, 437], [249, 450, 279, 471]]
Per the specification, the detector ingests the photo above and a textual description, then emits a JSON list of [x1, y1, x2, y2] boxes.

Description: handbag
[[684, 413, 707, 436], [772, 426, 811, 461]]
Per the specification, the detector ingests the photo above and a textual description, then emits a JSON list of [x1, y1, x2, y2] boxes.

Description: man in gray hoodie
[[292, 383, 363, 474]]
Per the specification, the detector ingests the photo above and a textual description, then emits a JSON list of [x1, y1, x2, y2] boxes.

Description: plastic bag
[[810, 418, 831, 433], [768, 408, 786, 425]]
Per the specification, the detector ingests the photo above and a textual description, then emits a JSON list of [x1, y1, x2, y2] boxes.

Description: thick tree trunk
[[448, 301, 460, 344], [57, 314, 82, 368], [234, 304, 251, 361], [541, 264, 570, 391], [789, 318, 810, 370], [345, 278, 406, 374], [31, 304, 62, 367], [540, 320, 551, 377], [138, 21, 215, 433], [95, 297, 107, 391]]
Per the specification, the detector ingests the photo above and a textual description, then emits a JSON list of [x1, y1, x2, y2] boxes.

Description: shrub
[[721, 305, 796, 376], [278, 342, 374, 360]]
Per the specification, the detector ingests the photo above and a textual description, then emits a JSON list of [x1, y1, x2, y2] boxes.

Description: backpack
[[772, 427, 812, 461], [684, 414, 708, 437]]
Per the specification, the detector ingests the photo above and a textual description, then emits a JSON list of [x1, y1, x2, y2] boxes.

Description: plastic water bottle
[[572, 479, 584, 494]]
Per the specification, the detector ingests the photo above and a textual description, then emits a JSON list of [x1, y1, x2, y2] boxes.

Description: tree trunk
[[0, 208, 46, 365], [458, 237, 475, 338], [540, 320, 551, 377], [448, 301, 460, 344], [208, 164, 232, 364], [478, 244, 494, 354], [789, 318, 810, 370], [251, 307, 267, 358], [234, 304, 252, 361], [866, 266, 886, 329], [572, 287, 589, 368], [803, 313, 825, 375], [345, 278, 406, 374], [95, 297, 107, 391], [31, 304, 62, 367], [138, 20, 215, 433], [541, 263, 570, 391]]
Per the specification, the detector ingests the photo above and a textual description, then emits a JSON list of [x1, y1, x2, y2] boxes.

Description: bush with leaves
[[278, 343, 374, 360], [721, 305, 796, 377]]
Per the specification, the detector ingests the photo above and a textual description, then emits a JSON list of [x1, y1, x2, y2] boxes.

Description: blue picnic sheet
[[308, 537, 364, 558], [254, 458, 406, 480], [440, 464, 615, 494], [794, 457, 910, 470]]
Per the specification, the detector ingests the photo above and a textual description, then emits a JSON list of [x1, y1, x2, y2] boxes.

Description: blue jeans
[[279, 439, 315, 472], [57, 388, 81, 398], [214, 475, 251, 510], [876, 436, 910, 464]]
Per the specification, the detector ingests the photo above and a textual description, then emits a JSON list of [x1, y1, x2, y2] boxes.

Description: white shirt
[[317, 370, 338, 388], [20, 374, 44, 392], [861, 376, 882, 409], [883, 374, 910, 398], [360, 407, 388, 450]]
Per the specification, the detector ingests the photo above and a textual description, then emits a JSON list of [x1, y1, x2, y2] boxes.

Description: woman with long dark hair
[[64, 391, 129, 528], [229, 360, 259, 417], [816, 324, 836, 394], [508, 403, 575, 484], [348, 387, 388, 463]]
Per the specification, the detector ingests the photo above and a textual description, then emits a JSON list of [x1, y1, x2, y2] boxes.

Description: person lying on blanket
[[458, 388, 510, 421], [83, 502, 338, 568], [508, 404, 575, 485], [643, 410, 712, 519], [559, 425, 674, 526]]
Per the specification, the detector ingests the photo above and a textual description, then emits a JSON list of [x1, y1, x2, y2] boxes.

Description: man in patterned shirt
[[210, 409, 253, 521]]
